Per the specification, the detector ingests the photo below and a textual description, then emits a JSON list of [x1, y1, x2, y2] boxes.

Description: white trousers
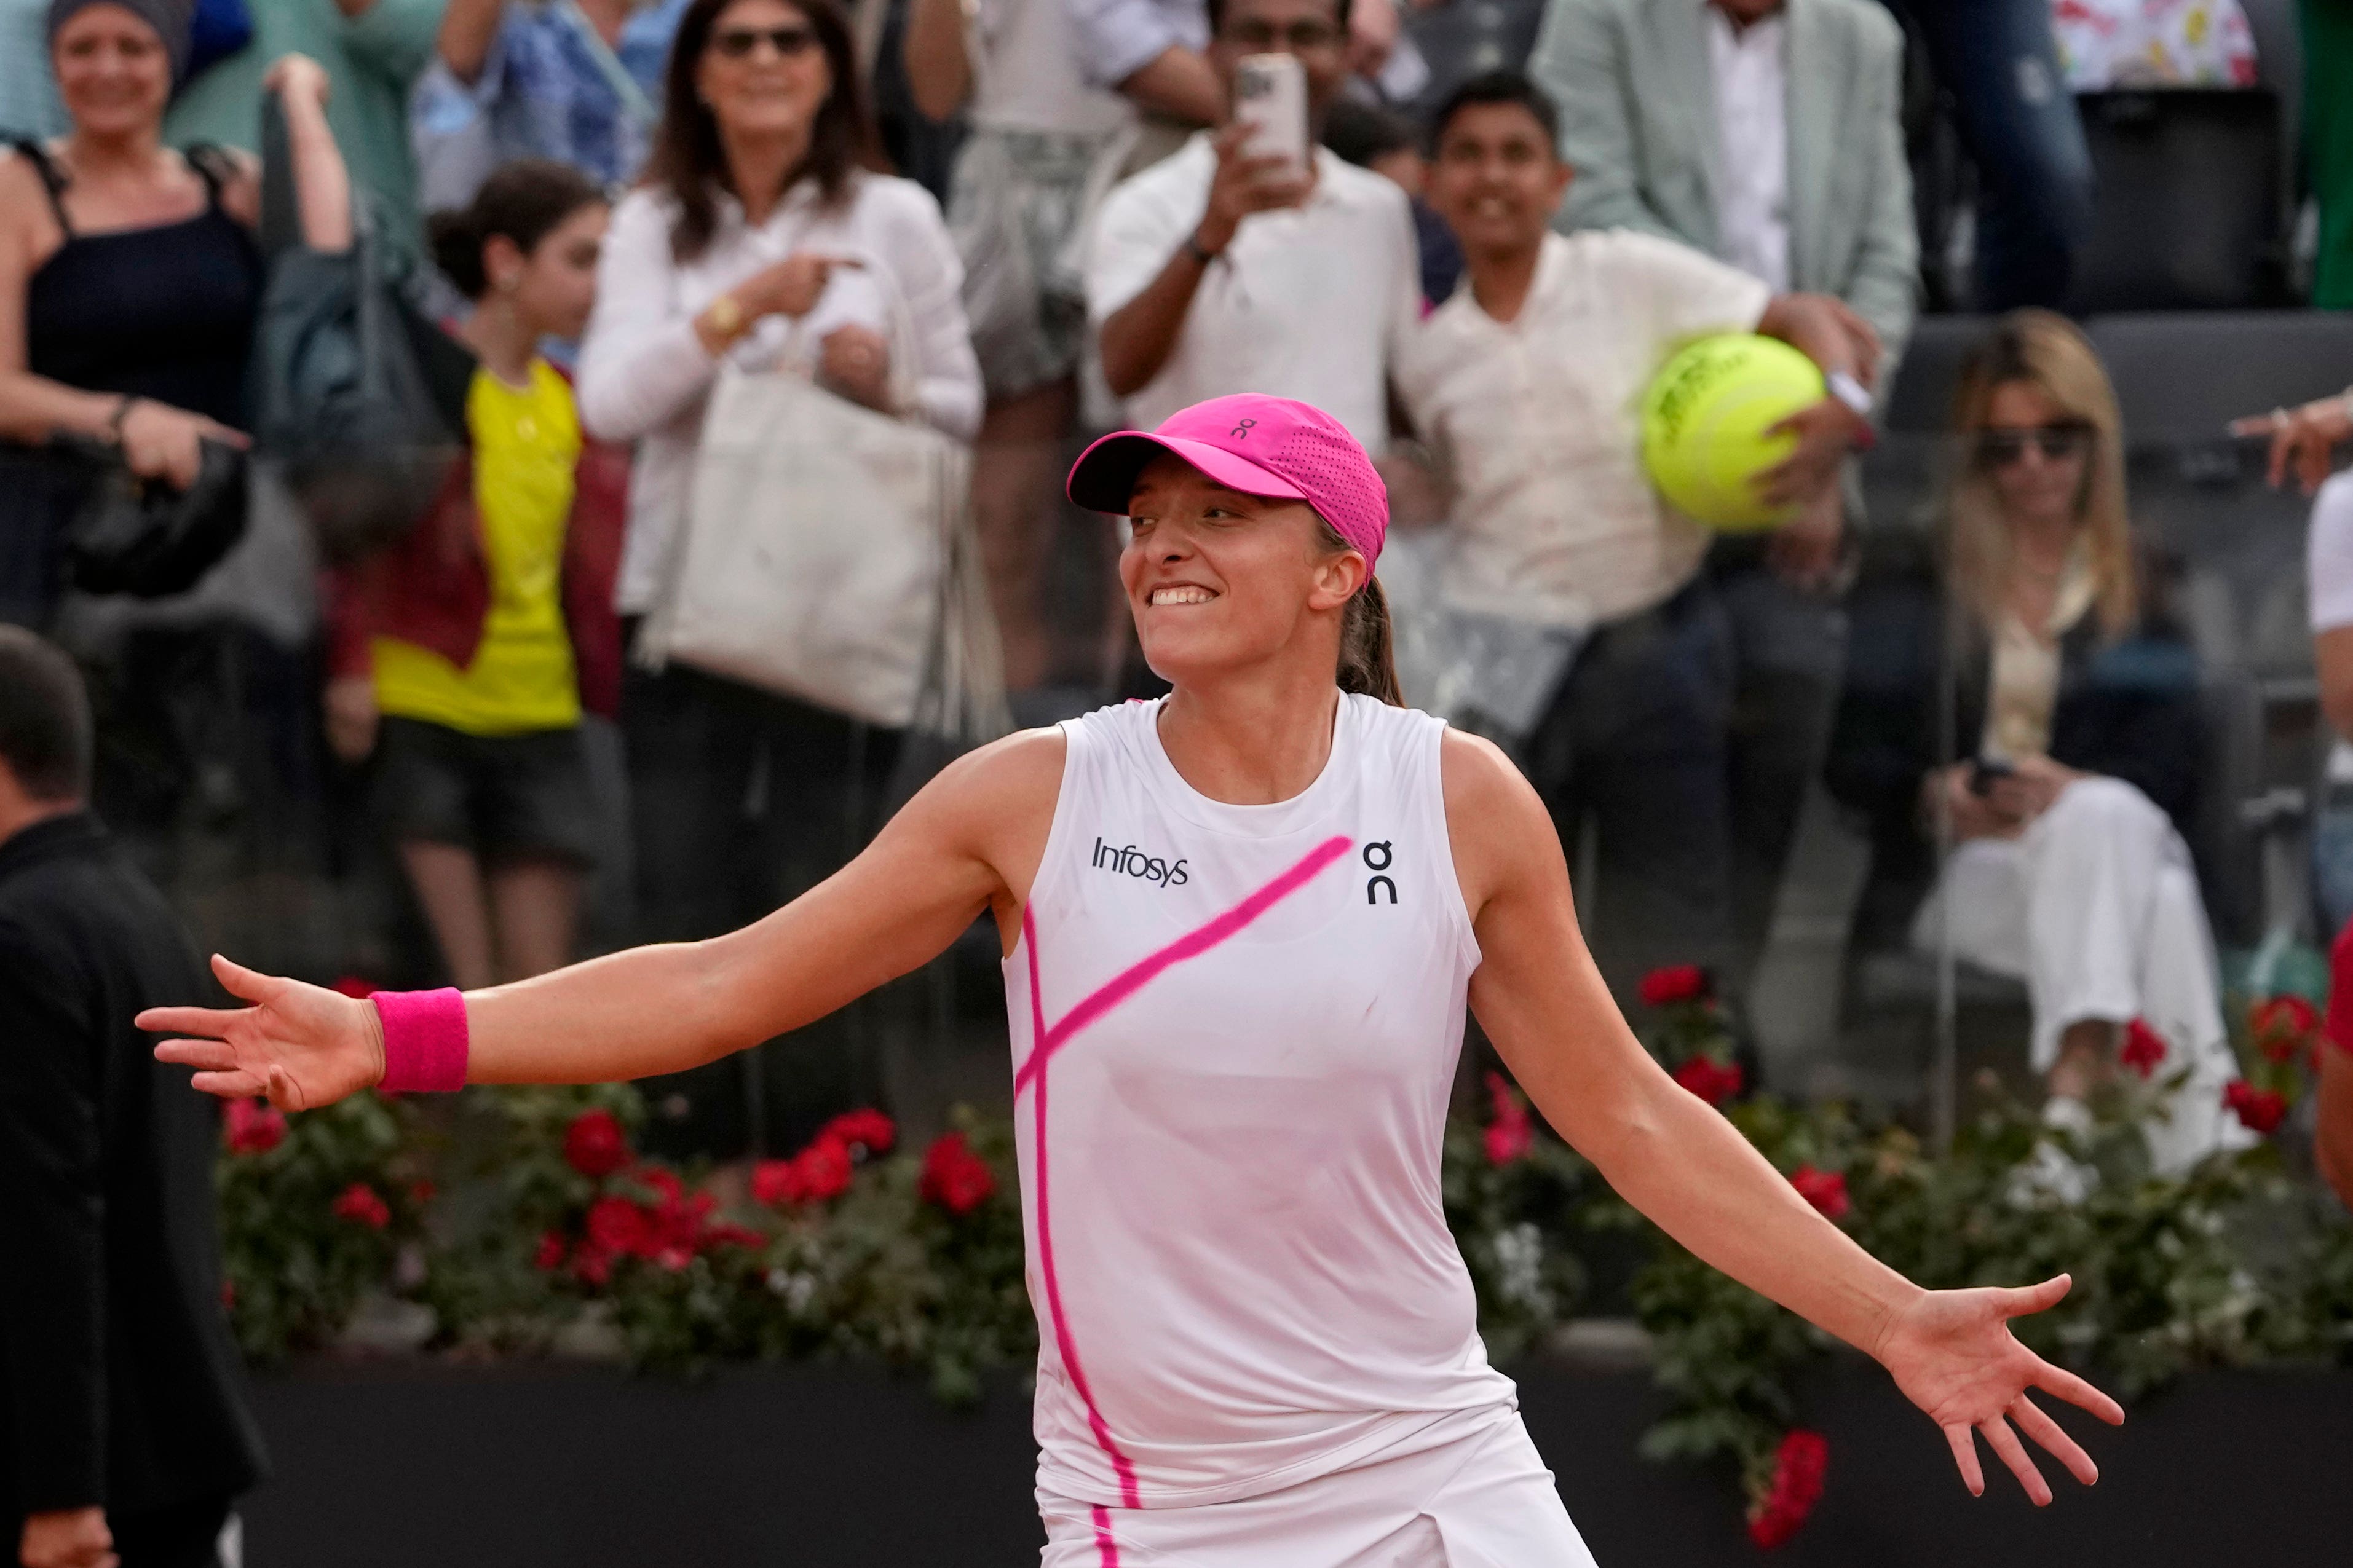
[[1038, 1406, 1596, 1568], [1912, 776, 2252, 1172]]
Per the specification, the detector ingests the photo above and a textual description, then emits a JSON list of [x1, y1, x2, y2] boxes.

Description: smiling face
[[695, 0, 834, 146], [1428, 100, 1570, 262], [1121, 454, 1366, 688], [51, 4, 172, 140]]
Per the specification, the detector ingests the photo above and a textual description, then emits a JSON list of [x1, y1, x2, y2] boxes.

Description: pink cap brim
[[1066, 431, 1310, 517]]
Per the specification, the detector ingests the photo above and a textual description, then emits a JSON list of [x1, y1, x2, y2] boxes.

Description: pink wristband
[[372, 988, 470, 1093]]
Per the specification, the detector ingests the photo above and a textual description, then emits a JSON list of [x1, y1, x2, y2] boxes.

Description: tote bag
[[641, 275, 1005, 737]]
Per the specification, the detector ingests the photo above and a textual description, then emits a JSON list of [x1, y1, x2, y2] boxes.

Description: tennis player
[[146, 395, 2121, 1565]]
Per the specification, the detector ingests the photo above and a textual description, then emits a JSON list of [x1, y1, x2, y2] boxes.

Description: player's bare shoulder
[[897, 725, 1068, 885], [1438, 727, 1561, 918]]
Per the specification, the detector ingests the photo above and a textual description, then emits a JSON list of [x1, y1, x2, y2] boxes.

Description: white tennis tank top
[[1006, 693, 1517, 1510]]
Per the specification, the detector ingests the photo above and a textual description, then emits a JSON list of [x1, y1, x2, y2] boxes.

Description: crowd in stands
[[2, 0, 2350, 1169]]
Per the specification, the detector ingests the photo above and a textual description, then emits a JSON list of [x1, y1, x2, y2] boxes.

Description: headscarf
[[45, 0, 197, 85]]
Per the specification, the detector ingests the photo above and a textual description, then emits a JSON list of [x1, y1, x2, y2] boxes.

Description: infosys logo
[[1091, 835, 1189, 888]]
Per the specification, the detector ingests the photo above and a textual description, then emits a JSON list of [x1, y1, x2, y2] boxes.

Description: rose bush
[[214, 989, 2353, 1547]]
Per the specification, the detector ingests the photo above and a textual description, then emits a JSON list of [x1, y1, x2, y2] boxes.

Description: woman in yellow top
[[325, 161, 627, 989]]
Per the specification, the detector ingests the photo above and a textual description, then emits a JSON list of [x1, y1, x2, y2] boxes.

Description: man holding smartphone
[[1086, 0, 1421, 449]]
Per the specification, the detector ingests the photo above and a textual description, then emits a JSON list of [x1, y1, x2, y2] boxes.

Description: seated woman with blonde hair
[[1908, 309, 2248, 1175]]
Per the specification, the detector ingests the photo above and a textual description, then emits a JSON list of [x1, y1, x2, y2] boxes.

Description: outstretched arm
[[145, 731, 1065, 1107], [1442, 731, 2123, 1503]]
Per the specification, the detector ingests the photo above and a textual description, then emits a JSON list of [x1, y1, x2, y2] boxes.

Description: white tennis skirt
[[1038, 1405, 1597, 1567]]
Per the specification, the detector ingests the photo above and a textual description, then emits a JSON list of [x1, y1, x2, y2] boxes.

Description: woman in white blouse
[[576, 0, 979, 1123]]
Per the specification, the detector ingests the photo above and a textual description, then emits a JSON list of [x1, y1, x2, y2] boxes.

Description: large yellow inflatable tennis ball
[[1639, 334, 1827, 532]]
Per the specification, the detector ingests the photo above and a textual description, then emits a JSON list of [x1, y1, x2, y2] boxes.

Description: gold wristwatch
[[706, 293, 746, 341]]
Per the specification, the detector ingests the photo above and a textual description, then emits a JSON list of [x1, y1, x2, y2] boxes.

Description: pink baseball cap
[[1065, 394, 1388, 572]]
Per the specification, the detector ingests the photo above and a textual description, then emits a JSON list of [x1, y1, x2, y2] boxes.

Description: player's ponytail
[[1338, 577, 1404, 707], [1318, 514, 1404, 706]]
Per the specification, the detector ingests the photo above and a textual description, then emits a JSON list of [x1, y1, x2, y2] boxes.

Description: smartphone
[[1233, 53, 1310, 180], [1967, 756, 2015, 797]]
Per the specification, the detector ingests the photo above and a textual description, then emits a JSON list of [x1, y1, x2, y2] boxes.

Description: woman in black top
[[0, 2, 351, 583]]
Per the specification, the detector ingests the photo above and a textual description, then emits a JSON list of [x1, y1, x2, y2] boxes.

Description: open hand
[[1874, 1275, 2124, 1504], [140, 955, 383, 1111]]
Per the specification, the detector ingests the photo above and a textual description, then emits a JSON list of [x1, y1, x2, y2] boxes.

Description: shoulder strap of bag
[[554, 0, 658, 130]]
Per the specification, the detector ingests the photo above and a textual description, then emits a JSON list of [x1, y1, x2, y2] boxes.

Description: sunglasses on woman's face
[[711, 24, 819, 60], [1976, 424, 2092, 468]]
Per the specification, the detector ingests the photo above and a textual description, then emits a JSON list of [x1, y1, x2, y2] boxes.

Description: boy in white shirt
[[1085, 0, 1422, 448], [1396, 69, 1875, 995]]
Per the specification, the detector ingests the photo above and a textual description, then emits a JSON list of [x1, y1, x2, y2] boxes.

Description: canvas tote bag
[[640, 269, 1004, 735]]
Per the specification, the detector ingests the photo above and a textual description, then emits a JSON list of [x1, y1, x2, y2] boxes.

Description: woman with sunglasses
[[1899, 310, 2247, 1177], [574, 0, 980, 1135], [147, 393, 2122, 1564]]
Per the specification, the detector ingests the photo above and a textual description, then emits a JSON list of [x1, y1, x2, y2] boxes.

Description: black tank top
[[17, 141, 266, 430]]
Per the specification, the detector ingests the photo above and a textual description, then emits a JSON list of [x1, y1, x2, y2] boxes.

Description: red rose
[[2121, 1018, 2168, 1078], [1789, 1164, 1850, 1221], [793, 1137, 855, 1202], [818, 1109, 897, 1157], [331, 1181, 391, 1230], [1746, 1429, 1829, 1549], [919, 1132, 997, 1216], [563, 1109, 631, 1179], [408, 1180, 437, 1207], [328, 975, 380, 998], [702, 1223, 765, 1252], [572, 1243, 613, 1288], [1482, 1071, 1534, 1166], [585, 1195, 655, 1257], [1638, 964, 1710, 1007], [2252, 995, 2320, 1065], [533, 1231, 567, 1271], [1671, 1055, 1744, 1107], [223, 1097, 286, 1156], [2222, 1079, 2287, 1135], [751, 1158, 804, 1207]]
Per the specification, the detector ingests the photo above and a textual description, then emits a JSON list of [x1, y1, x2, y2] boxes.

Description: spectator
[[1, 26, 350, 629], [1904, 312, 2244, 1174], [1885, 0, 2095, 310], [900, 0, 1215, 693], [1088, 0, 1422, 449], [575, 0, 978, 1139], [1396, 69, 1873, 995], [323, 162, 625, 990], [2234, 389, 2353, 930], [165, 0, 441, 256], [2299, 469, 2353, 932], [0, 0, 67, 139], [1321, 93, 1461, 306], [2051, 0, 2258, 89], [412, 0, 693, 215], [0, 626, 268, 1568], [1528, 0, 1913, 995]]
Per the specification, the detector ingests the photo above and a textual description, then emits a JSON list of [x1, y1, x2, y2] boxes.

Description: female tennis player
[[147, 394, 2121, 1565]]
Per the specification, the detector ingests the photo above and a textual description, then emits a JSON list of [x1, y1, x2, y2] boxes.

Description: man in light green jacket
[[1528, 0, 1918, 1002], [167, 0, 444, 255], [1528, 0, 1915, 373]]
